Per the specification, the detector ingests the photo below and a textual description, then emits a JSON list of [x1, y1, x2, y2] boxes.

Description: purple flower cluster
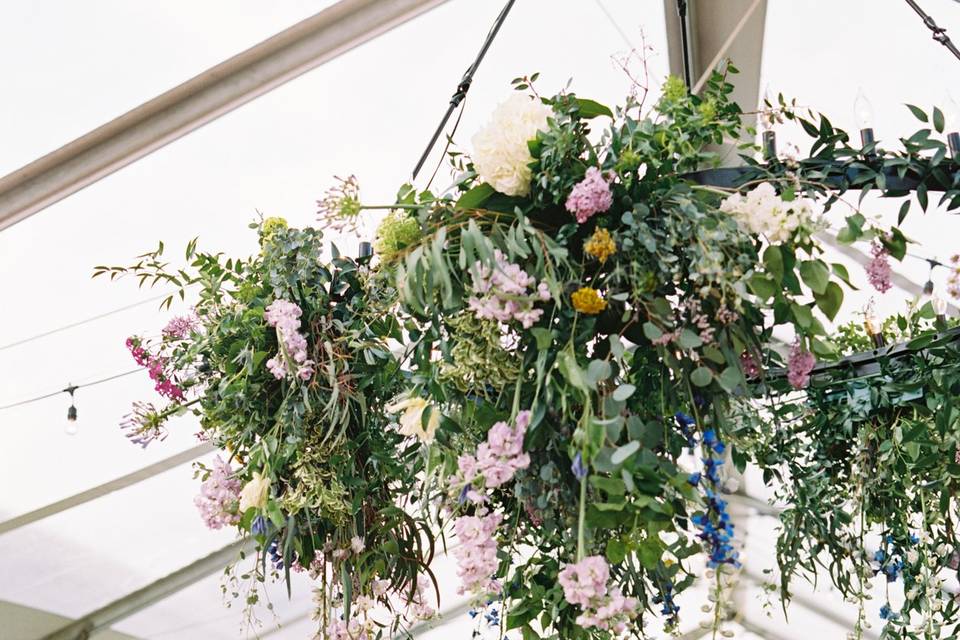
[[468, 250, 551, 328], [263, 300, 315, 381], [127, 336, 185, 400], [162, 314, 198, 340], [867, 241, 893, 293], [119, 401, 167, 448], [456, 410, 532, 497], [557, 556, 638, 634], [453, 512, 504, 597], [739, 350, 761, 379], [194, 456, 241, 530], [787, 341, 816, 390], [689, 430, 740, 569], [565, 167, 613, 224]]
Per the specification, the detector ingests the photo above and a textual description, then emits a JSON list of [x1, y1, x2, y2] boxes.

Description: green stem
[[577, 473, 587, 562]]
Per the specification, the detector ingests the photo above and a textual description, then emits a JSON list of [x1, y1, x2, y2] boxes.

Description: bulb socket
[[67, 405, 77, 422], [762, 130, 777, 162], [948, 132, 960, 158], [860, 127, 876, 149]]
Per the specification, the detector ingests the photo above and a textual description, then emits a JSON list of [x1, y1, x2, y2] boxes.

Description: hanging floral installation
[[96, 62, 960, 639]]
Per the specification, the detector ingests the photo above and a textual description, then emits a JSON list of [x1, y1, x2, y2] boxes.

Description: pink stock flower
[[867, 241, 893, 293], [264, 299, 315, 381], [559, 556, 638, 633], [194, 456, 241, 530], [566, 167, 614, 223], [453, 512, 503, 597], [467, 250, 550, 328], [456, 411, 531, 493], [787, 341, 816, 390]]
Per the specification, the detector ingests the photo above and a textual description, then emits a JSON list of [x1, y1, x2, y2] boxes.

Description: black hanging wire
[[0, 369, 141, 412], [675, 0, 694, 89], [904, 0, 960, 62], [411, 0, 517, 181]]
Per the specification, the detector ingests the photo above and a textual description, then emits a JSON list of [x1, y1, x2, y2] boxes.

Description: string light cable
[[0, 369, 141, 413]]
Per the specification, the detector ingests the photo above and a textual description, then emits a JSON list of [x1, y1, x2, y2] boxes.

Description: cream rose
[[238, 472, 271, 512], [471, 93, 553, 197]]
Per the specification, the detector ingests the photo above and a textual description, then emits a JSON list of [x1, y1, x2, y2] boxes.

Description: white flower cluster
[[719, 182, 814, 244], [471, 93, 553, 197]]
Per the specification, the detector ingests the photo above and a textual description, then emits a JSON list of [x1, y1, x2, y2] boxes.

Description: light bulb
[[945, 94, 960, 133], [933, 295, 948, 317], [864, 299, 886, 348], [854, 88, 875, 130], [65, 404, 78, 435]]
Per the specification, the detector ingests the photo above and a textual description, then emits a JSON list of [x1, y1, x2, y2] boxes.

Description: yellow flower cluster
[[571, 287, 608, 315], [584, 228, 617, 264]]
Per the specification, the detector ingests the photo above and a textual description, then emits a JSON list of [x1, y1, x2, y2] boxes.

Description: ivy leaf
[[455, 183, 495, 210], [642, 322, 663, 342], [717, 366, 744, 392], [831, 263, 858, 290], [836, 213, 865, 244], [677, 329, 703, 349], [883, 227, 908, 260], [799, 259, 830, 295], [791, 303, 814, 329], [748, 274, 776, 300], [587, 360, 612, 387], [690, 366, 714, 387], [531, 327, 554, 350], [613, 384, 636, 401], [605, 539, 627, 564], [611, 441, 640, 465], [763, 245, 784, 283], [814, 281, 844, 321]]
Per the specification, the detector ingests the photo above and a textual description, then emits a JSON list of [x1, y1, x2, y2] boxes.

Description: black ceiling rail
[[675, 0, 694, 89]]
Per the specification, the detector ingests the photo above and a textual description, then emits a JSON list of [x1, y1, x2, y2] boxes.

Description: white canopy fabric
[[2, 1, 959, 638]]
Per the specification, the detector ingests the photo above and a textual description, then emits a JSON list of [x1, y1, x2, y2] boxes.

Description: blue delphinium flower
[[266, 540, 285, 570], [688, 472, 702, 487], [251, 515, 268, 537], [653, 582, 680, 620], [688, 424, 740, 569], [571, 452, 588, 480], [674, 412, 697, 449], [879, 603, 899, 621]]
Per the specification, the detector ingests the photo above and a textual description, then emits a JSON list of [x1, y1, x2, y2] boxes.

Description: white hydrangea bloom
[[471, 93, 553, 197], [719, 182, 815, 244]]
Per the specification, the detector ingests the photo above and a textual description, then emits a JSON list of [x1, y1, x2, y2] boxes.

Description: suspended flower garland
[[96, 62, 960, 639]]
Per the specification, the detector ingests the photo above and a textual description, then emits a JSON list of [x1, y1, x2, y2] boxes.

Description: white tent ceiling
[[2, 1, 959, 638]]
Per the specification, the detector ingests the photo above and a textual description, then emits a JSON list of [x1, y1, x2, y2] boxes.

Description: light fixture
[[864, 300, 886, 348], [854, 88, 876, 148], [945, 93, 960, 157], [760, 86, 777, 161], [933, 295, 949, 325], [65, 385, 78, 435]]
